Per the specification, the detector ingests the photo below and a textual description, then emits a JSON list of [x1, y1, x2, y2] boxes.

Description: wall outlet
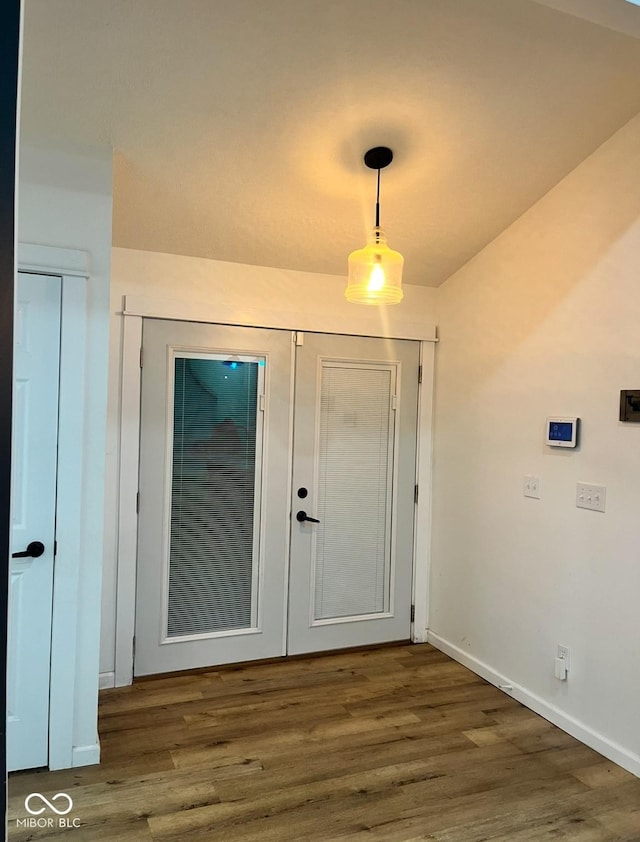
[[524, 475, 540, 499], [576, 483, 606, 512]]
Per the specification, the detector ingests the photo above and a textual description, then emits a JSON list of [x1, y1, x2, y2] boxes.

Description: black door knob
[[296, 511, 320, 524], [12, 541, 45, 559]]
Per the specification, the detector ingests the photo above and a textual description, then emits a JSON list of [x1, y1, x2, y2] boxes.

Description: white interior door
[[8, 272, 61, 771], [134, 319, 293, 676], [287, 332, 419, 655]]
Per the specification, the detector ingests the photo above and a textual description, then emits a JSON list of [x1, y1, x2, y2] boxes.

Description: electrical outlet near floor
[[576, 482, 606, 512], [524, 475, 540, 499]]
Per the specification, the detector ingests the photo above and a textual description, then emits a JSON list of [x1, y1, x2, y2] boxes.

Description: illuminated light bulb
[[367, 259, 385, 292]]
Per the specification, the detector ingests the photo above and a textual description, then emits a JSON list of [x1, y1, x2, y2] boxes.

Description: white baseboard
[[99, 671, 115, 690], [427, 631, 640, 779], [72, 742, 100, 767]]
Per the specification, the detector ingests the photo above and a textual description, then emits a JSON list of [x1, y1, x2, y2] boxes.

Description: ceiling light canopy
[[345, 146, 404, 306]]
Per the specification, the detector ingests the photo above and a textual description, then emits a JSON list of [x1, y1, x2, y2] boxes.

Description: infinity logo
[[25, 792, 74, 816]]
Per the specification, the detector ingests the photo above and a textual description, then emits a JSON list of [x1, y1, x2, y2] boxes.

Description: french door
[[135, 321, 292, 675], [134, 319, 419, 676], [288, 331, 418, 654]]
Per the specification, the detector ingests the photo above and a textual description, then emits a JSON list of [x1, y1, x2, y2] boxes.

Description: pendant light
[[345, 146, 404, 305]]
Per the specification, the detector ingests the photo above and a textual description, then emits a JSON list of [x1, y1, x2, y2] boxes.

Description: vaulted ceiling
[[20, 0, 640, 286]]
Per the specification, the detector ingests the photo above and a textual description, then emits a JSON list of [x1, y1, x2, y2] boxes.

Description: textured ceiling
[[20, 0, 640, 286]]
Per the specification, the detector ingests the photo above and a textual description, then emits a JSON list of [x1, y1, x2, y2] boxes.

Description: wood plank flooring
[[8, 644, 640, 840]]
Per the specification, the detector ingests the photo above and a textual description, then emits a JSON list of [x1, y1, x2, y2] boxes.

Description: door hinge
[[391, 394, 398, 411], [136, 491, 140, 514], [294, 331, 304, 346], [139, 347, 144, 368], [410, 604, 415, 623], [418, 364, 422, 384], [54, 540, 57, 557], [259, 393, 266, 412], [414, 484, 419, 504], [132, 636, 136, 661]]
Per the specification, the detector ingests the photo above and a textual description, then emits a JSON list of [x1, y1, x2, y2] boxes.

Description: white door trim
[[115, 315, 142, 687], [412, 340, 436, 642], [17, 243, 91, 769], [114, 296, 436, 687], [19, 242, 89, 277], [122, 293, 437, 342]]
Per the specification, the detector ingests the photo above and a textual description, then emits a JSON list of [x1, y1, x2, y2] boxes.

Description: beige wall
[[431, 113, 640, 774]]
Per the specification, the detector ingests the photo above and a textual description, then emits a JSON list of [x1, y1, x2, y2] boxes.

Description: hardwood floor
[[8, 644, 640, 840]]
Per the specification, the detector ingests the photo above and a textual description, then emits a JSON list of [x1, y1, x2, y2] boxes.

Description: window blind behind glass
[[167, 357, 259, 637], [314, 364, 394, 620]]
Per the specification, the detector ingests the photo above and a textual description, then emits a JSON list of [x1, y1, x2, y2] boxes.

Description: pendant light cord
[[375, 167, 381, 238]]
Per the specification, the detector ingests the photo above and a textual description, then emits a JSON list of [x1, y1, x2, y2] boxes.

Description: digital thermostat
[[546, 417, 579, 448]]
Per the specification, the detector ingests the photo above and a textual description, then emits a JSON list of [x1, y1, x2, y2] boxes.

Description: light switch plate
[[557, 645, 570, 670], [524, 475, 540, 499], [576, 483, 606, 512]]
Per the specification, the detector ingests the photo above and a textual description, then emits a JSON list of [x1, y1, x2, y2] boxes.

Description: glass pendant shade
[[346, 227, 404, 305]]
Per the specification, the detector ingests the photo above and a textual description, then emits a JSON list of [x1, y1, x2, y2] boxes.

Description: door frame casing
[[114, 293, 437, 687], [16, 243, 90, 769]]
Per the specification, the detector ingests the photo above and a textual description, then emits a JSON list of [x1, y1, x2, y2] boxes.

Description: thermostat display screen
[[545, 416, 579, 448], [548, 422, 573, 442]]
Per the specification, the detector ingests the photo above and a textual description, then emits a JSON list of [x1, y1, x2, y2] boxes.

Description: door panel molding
[[158, 348, 266, 643], [115, 308, 435, 687], [310, 357, 399, 625]]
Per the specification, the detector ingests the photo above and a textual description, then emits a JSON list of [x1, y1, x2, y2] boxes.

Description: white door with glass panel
[[135, 321, 293, 675], [134, 320, 418, 675], [8, 273, 61, 770]]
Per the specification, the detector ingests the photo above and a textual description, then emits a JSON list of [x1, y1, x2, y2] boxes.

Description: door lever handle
[[296, 511, 320, 524], [12, 541, 45, 559]]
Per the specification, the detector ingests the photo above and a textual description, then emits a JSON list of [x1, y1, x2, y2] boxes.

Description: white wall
[[100, 248, 438, 677], [18, 146, 113, 761], [430, 113, 640, 775]]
